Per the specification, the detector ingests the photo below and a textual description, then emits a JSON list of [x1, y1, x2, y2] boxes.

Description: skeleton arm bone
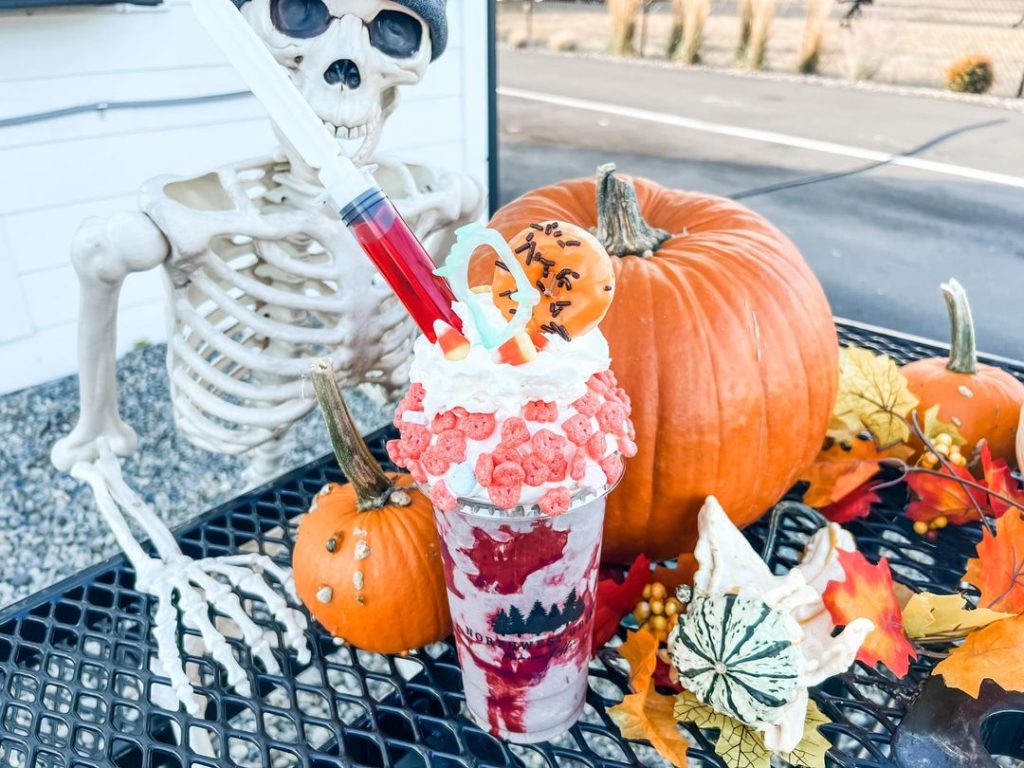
[[52, 213, 171, 470]]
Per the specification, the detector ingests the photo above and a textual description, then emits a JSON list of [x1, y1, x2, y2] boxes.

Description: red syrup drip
[[345, 195, 461, 342], [460, 522, 570, 595]]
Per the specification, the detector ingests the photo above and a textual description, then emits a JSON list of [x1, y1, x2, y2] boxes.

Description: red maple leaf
[[964, 510, 1024, 614], [906, 464, 988, 526], [823, 550, 917, 677], [821, 482, 881, 524], [980, 443, 1024, 518], [800, 437, 885, 508], [592, 554, 651, 654]]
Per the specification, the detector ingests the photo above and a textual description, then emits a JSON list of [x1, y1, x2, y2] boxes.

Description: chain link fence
[[497, 0, 1024, 97]]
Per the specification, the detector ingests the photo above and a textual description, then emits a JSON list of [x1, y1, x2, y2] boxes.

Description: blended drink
[[386, 219, 635, 742]]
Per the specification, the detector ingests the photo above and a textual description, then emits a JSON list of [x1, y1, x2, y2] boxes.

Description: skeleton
[[51, 0, 483, 715]]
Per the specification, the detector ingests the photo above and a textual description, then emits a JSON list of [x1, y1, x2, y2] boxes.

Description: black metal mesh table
[[2, 320, 1022, 768]]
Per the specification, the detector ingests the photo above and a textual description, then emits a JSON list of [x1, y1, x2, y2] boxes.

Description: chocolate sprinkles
[[565, 239, 582, 247], [555, 267, 581, 291], [529, 223, 544, 231], [498, 289, 514, 298], [514, 242, 532, 255], [495, 260, 510, 272], [603, 285, 613, 292], [540, 322, 571, 341], [549, 300, 572, 317]]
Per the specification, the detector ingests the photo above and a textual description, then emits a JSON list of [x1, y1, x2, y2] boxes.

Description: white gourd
[[669, 594, 800, 726]]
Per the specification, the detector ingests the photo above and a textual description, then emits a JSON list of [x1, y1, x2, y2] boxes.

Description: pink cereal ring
[[500, 417, 531, 447], [460, 412, 497, 441], [430, 481, 457, 513], [597, 401, 628, 437], [538, 487, 571, 517], [562, 414, 594, 446]]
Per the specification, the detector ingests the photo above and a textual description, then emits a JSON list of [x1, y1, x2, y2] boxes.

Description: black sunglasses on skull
[[269, 0, 423, 57]]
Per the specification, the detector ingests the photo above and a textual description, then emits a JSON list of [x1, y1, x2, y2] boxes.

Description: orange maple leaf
[[800, 437, 888, 508], [906, 464, 988, 526], [934, 614, 1024, 697], [821, 483, 881, 524], [608, 631, 690, 767], [980, 444, 1024, 518], [964, 511, 1024, 614], [823, 550, 917, 677]]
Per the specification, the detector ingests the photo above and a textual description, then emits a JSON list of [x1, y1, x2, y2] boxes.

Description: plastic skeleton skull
[[241, 0, 433, 164]]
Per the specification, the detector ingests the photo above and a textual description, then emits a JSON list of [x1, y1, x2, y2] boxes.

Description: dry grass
[[746, 0, 777, 69], [841, 11, 897, 81], [548, 30, 579, 53], [736, 0, 754, 59], [671, 0, 713, 65], [607, 0, 644, 55], [798, 0, 834, 74]]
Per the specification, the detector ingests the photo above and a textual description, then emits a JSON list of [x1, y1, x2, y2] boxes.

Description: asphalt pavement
[[497, 50, 1024, 360]]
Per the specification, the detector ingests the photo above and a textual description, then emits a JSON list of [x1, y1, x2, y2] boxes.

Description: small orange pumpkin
[[292, 360, 451, 654], [470, 165, 838, 564], [901, 280, 1024, 464]]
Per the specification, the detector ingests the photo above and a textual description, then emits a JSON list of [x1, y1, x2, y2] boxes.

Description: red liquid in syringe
[[344, 191, 461, 342]]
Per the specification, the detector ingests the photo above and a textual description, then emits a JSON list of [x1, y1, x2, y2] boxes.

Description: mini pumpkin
[[669, 594, 800, 726], [901, 280, 1024, 464], [292, 360, 451, 654], [470, 164, 838, 563]]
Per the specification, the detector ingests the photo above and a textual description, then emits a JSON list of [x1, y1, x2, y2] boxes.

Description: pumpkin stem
[[593, 163, 671, 258], [309, 358, 395, 510], [941, 279, 977, 375]]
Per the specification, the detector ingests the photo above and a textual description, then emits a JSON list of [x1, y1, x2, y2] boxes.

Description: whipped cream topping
[[410, 296, 611, 419]]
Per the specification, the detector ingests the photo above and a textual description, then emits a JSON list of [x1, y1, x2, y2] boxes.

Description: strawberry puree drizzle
[[461, 522, 569, 595]]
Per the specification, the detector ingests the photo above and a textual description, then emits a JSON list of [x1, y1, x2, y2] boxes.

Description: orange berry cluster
[[920, 433, 966, 469], [632, 582, 684, 643]]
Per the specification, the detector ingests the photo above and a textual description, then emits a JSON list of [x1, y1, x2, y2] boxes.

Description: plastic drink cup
[[432, 487, 613, 743]]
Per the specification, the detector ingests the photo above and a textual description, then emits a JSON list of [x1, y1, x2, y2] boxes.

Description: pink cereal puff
[[408, 382, 426, 403], [596, 369, 618, 387], [385, 439, 406, 466], [435, 429, 467, 463], [524, 400, 558, 423], [531, 429, 567, 462], [548, 452, 568, 482], [459, 412, 497, 441], [586, 432, 608, 461], [614, 387, 632, 410], [538, 487, 571, 517], [420, 446, 451, 477], [571, 391, 600, 417], [430, 481, 457, 513], [500, 417, 531, 447], [431, 410, 458, 434], [570, 450, 587, 481], [586, 375, 610, 396], [405, 458, 428, 484], [626, 419, 636, 441], [618, 437, 639, 458], [492, 461, 526, 487], [452, 406, 468, 419], [597, 402, 628, 437], [521, 453, 551, 486], [399, 423, 431, 458], [492, 442, 524, 466], [562, 413, 594, 446], [474, 453, 495, 487], [600, 453, 624, 484], [488, 483, 522, 510]]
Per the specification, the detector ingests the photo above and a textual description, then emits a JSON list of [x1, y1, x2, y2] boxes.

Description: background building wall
[[0, 0, 490, 394]]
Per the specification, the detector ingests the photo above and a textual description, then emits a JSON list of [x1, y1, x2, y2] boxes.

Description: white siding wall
[[0, 0, 490, 394]]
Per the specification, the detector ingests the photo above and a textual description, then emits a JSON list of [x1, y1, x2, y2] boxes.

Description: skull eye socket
[[270, 0, 332, 39], [368, 10, 423, 58]]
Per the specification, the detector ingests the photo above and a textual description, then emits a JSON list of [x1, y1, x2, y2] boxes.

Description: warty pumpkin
[[292, 359, 451, 654], [901, 279, 1024, 465], [470, 164, 838, 563]]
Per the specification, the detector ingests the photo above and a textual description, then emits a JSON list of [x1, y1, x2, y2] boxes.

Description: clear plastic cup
[[432, 484, 615, 743]]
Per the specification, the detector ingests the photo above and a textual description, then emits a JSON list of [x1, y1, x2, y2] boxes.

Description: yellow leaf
[[934, 614, 1024, 697], [714, 718, 771, 768], [833, 346, 918, 448], [922, 404, 966, 447], [782, 701, 832, 768], [609, 632, 692, 767], [902, 593, 1014, 642], [673, 690, 730, 731]]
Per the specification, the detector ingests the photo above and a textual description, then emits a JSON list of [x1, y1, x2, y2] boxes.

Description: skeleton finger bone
[[175, 578, 253, 696], [150, 580, 202, 715]]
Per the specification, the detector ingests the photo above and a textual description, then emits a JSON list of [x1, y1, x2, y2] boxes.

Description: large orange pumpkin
[[293, 360, 451, 653], [469, 165, 838, 563], [901, 280, 1024, 465]]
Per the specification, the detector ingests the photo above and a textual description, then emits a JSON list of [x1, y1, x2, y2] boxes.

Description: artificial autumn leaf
[[800, 436, 885, 508], [906, 464, 987, 526], [934, 614, 1024, 697], [902, 592, 1013, 642], [921, 404, 966, 447], [782, 701, 832, 768], [823, 550, 917, 677], [609, 630, 691, 767], [833, 346, 918, 448], [820, 483, 881, 524], [963, 510, 1024, 614], [980, 443, 1024, 518], [674, 691, 831, 768], [593, 554, 651, 653], [652, 553, 698, 592]]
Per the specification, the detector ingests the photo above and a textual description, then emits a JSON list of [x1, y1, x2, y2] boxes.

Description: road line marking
[[499, 86, 1024, 190]]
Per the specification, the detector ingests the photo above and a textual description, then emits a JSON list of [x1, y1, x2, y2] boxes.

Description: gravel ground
[[0, 343, 389, 609]]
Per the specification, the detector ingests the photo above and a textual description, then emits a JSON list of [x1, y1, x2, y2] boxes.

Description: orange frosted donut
[[491, 221, 615, 342]]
